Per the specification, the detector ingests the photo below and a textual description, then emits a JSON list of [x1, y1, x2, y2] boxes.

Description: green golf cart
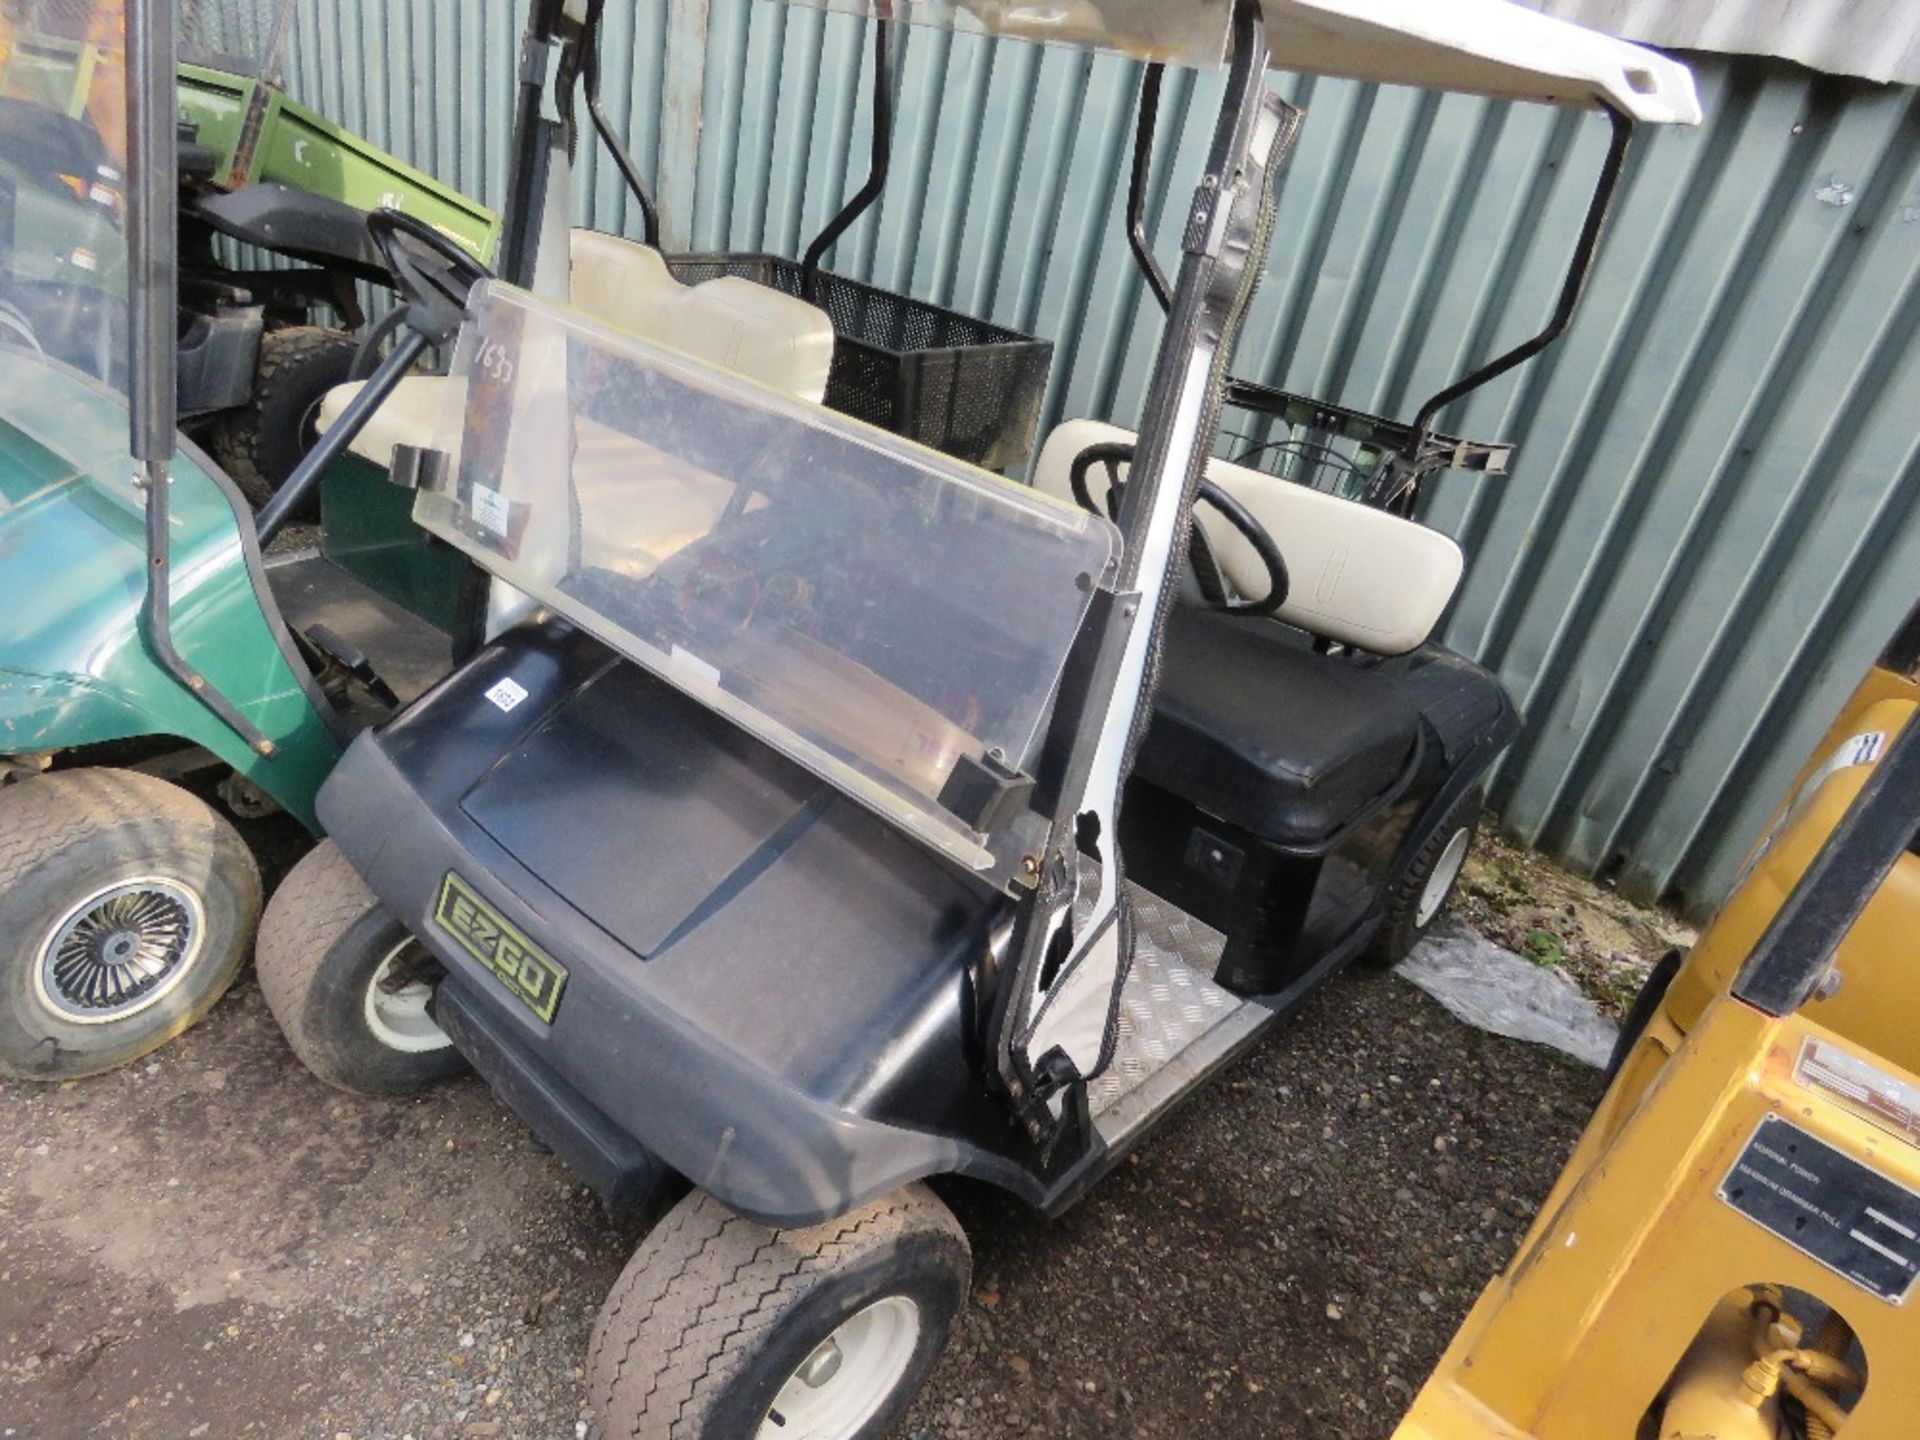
[[0, 0, 495, 1081]]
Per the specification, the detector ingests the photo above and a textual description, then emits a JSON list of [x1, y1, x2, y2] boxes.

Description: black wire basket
[[668, 254, 1053, 473], [1219, 377, 1514, 512]]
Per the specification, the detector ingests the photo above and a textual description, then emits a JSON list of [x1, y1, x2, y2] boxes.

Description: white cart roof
[[785, 0, 1701, 124]]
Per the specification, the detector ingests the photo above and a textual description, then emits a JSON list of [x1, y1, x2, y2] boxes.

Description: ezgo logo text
[[434, 872, 569, 1023]]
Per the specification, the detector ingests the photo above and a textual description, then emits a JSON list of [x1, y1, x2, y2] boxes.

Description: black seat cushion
[[1137, 605, 1423, 848]]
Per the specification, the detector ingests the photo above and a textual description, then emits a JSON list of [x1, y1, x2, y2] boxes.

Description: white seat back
[[568, 230, 834, 404], [1031, 419, 1463, 655], [318, 232, 838, 471]]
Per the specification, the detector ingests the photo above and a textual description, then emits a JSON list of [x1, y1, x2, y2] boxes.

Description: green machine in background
[[0, 0, 497, 503]]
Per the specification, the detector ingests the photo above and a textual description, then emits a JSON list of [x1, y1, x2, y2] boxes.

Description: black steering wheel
[[1069, 442, 1290, 617], [366, 207, 495, 343]]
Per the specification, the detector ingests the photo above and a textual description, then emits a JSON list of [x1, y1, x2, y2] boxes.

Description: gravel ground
[[0, 925, 1603, 1440]]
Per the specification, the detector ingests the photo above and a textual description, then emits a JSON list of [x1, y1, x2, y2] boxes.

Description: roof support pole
[[990, 0, 1300, 1145], [129, 0, 272, 755]]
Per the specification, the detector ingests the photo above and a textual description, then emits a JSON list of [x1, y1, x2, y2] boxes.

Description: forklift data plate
[[1719, 1114, 1920, 1304], [434, 872, 569, 1025]]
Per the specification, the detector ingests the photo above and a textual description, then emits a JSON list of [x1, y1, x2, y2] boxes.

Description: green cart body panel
[[177, 64, 498, 263], [319, 454, 470, 633], [0, 29, 485, 839], [0, 352, 342, 828]]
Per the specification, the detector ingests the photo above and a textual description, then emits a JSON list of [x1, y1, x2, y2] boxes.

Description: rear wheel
[[1362, 788, 1484, 969], [588, 1185, 970, 1440], [0, 768, 260, 1080], [255, 839, 465, 1095], [207, 325, 360, 509]]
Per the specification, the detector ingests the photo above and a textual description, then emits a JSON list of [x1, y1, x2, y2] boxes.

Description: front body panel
[[317, 621, 1053, 1227]]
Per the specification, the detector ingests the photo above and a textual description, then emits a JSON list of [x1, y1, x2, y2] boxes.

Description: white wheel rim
[[33, 877, 206, 1024], [362, 942, 452, 1054], [756, 1296, 923, 1440], [1415, 827, 1473, 928]]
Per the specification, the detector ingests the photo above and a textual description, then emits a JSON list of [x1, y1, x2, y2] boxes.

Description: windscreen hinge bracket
[[388, 444, 452, 493], [523, 34, 563, 118], [1013, 1046, 1092, 1161], [521, 33, 555, 82], [938, 748, 1036, 836]]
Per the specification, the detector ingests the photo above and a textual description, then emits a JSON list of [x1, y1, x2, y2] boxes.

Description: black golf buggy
[[254, 2, 1698, 1435]]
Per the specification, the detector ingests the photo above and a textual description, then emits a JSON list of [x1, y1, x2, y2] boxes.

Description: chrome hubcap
[[35, 878, 204, 1024]]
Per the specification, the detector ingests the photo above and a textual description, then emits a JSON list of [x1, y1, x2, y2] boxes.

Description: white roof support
[[1265, 0, 1699, 122], [782, 0, 1701, 123]]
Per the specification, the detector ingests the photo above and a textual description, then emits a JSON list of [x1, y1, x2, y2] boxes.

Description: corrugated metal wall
[[279, 2, 1920, 918]]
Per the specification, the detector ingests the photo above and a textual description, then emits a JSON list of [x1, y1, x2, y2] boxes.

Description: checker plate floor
[[1083, 881, 1249, 1122]]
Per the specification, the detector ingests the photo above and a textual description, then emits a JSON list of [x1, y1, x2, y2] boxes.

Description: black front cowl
[[460, 660, 827, 959], [315, 620, 1030, 1226]]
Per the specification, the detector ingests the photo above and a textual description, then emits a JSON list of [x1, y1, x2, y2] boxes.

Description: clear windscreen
[[0, 0, 127, 388], [416, 283, 1119, 870]]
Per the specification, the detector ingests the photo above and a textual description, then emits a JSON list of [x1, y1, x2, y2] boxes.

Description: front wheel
[[588, 1185, 970, 1440], [1362, 787, 1484, 969], [0, 768, 260, 1080], [255, 840, 466, 1096]]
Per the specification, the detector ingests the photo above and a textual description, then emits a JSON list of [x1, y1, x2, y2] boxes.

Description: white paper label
[[472, 484, 510, 537], [485, 677, 528, 713], [1798, 1038, 1920, 1146]]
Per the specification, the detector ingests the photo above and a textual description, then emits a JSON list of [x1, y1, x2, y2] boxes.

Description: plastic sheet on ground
[[1395, 920, 1619, 1068]]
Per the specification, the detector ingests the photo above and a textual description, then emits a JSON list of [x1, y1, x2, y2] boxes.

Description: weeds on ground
[[1453, 826, 1696, 1020]]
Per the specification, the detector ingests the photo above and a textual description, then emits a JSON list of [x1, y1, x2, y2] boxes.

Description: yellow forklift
[[1399, 598, 1920, 1438]]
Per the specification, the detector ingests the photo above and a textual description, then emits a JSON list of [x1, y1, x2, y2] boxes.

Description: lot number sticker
[[485, 677, 529, 713]]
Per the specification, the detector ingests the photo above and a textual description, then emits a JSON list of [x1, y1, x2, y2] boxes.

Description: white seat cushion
[[315, 373, 461, 469], [317, 233, 836, 471], [1031, 419, 1463, 656]]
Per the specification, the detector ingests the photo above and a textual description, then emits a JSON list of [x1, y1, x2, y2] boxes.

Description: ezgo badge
[[434, 872, 569, 1023]]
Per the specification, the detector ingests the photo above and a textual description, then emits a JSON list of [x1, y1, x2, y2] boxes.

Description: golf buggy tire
[[0, 768, 260, 1081], [588, 1184, 970, 1440], [1361, 787, 1485, 970], [256, 839, 467, 1097], [207, 325, 359, 509]]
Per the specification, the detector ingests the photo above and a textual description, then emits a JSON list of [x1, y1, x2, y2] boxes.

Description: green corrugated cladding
[[280, 1, 1920, 919]]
